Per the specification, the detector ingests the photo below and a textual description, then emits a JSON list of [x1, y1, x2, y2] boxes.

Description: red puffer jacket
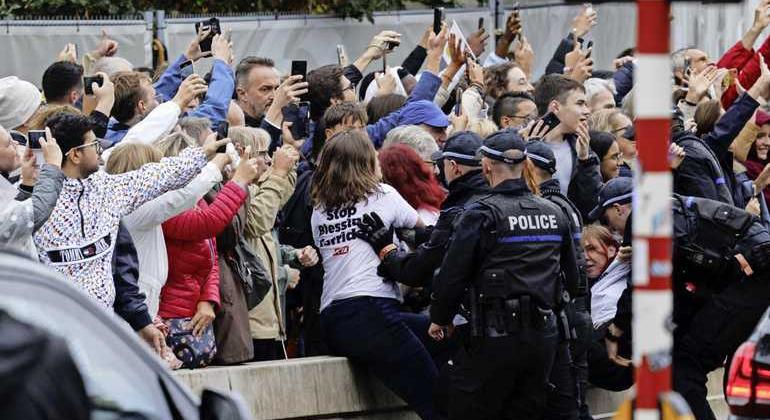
[[159, 181, 248, 319]]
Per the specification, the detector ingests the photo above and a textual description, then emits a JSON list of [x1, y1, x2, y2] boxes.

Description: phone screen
[[27, 131, 45, 149], [282, 102, 310, 140]]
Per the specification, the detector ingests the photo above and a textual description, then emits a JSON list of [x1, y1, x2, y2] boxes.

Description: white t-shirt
[[312, 183, 419, 311], [547, 140, 573, 195]]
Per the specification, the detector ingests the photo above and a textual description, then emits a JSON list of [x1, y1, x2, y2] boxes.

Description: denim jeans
[[321, 296, 439, 419]]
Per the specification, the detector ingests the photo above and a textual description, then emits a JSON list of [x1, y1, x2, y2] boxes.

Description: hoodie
[[34, 147, 208, 309]]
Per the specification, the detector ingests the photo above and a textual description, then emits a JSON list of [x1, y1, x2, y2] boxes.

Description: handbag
[[164, 318, 217, 369], [232, 236, 272, 310]]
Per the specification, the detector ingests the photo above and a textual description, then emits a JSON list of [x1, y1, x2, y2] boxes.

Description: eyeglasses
[[342, 84, 355, 93], [604, 152, 624, 162], [69, 140, 102, 155]]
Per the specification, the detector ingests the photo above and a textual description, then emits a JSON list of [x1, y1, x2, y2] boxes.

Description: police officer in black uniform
[[356, 131, 488, 288], [428, 129, 580, 420], [526, 141, 592, 420]]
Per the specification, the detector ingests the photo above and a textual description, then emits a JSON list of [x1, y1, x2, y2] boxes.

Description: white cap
[[0, 76, 42, 130]]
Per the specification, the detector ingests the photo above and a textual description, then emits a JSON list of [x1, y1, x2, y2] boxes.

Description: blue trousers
[[321, 296, 439, 419]]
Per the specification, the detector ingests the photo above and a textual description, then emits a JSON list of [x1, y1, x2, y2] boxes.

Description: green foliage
[[0, 0, 457, 20]]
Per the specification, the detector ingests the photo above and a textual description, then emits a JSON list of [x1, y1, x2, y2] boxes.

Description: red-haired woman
[[378, 144, 446, 225]]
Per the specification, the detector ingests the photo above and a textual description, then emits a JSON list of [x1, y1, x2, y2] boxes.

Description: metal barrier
[[0, 0, 764, 87], [0, 14, 153, 86]]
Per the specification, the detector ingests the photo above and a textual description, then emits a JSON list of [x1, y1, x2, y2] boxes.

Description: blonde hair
[[105, 143, 162, 174], [228, 126, 270, 153], [467, 118, 499, 138], [311, 129, 381, 209], [28, 104, 81, 130], [588, 108, 626, 133], [581, 224, 619, 253], [154, 132, 197, 158]]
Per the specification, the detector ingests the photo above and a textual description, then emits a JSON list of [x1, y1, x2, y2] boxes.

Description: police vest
[[474, 192, 569, 309], [542, 189, 588, 298], [673, 194, 770, 288], [674, 136, 734, 206]]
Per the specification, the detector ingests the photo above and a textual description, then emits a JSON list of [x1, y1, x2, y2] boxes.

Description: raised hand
[[572, 4, 598, 38]]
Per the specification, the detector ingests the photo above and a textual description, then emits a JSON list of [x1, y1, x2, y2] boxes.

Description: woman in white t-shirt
[[310, 130, 438, 419]]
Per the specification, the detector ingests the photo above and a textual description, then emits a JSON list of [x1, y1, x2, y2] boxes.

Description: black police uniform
[[671, 195, 770, 420], [431, 131, 580, 419], [541, 178, 591, 420], [528, 141, 592, 420], [377, 132, 488, 288]]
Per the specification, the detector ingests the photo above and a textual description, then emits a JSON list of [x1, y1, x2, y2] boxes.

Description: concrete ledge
[[173, 357, 727, 419]]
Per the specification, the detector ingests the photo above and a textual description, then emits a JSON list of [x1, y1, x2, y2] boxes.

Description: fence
[[0, 0, 763, 88]]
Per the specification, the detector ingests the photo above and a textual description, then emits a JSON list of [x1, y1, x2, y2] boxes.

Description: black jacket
[[563, 134, 604, 221], [545, 33, 583, 76], [430, 178, 579, 325], [112, 223, 152, 331], [673, 92, 759, 205], [380, 170, 488, 286]]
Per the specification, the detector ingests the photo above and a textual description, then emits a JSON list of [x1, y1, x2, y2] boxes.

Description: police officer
[[526, 141, 592, 420], [670, 194, 770, 420], [355, 131, 488, 287], [428, 129, 580, 419]]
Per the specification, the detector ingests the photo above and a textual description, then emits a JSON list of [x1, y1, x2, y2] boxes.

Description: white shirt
[[590, 259, 631, 329], [122, 162, 222, 317], [312, 184, 419, 311], [548, 140, 573, 195]]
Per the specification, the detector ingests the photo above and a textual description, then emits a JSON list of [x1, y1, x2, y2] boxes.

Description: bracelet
[[378, 244, 397, 260]]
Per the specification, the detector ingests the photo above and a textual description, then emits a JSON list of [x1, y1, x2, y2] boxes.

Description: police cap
[[431, 131, 482, 166], [524, 140, 556, 174], [479, 128, 527, 164], [588, 177, 633, 221]]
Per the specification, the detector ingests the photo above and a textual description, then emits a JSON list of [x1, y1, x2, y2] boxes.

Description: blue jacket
[[299, 71, 442, 158], [112, 222, 152, 331], [613, 61, 634, 105], [156, 55, 235, 132]]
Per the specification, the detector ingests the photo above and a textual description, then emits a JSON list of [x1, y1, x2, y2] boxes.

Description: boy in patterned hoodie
[[34, 113, 228, 309]]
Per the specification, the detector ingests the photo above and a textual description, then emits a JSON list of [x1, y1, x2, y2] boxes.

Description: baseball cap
[[399, 100, 449, 128], [479, 128, 527, 164], [431, 131, 482, 166], [588, 177, 633, 221], [524, 140, 556, 174]]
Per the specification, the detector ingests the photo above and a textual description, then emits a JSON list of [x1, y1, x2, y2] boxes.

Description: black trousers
[[673, 276, 770, 420], [448, 320, 559, 420], [570, 303, 594, 420]]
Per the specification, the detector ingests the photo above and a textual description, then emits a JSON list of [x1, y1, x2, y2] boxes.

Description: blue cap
[[431, 131, 482, 166], [524, 140, 556, 174], [588, 177, 633, 221], [399, 100, 450, 128], [479, 128, 527, 164]]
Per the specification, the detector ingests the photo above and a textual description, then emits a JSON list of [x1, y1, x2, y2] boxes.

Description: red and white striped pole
[[633, 0, 674, 418]]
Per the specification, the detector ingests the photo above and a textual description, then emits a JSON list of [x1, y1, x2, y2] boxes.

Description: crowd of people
[[4, 2, 770, 419]]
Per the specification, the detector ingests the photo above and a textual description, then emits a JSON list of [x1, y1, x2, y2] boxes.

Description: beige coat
[[245, 169, 296, 340]]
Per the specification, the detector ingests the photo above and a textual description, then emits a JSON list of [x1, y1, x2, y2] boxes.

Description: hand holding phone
[[194, 17, 221, 53], [83, 75, 104, 95]]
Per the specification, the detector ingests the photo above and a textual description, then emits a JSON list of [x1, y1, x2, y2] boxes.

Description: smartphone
[[27, 130, 46, 165], [512, 3, 521, 41], [291, 60, 309, 101], [453, 88, 463, 116], [180, 59, 195, 78], [584, 3, 594, 15], [433, 7, 444, 34], [282, 102, 310, 140], [336, 44, 347, 66], [539, 112, 561, 132], [83, 75, 104, 95], [478, 17, 485, 31], [216, 121, 229, 153], [382, 54, 388, 73], [585, 41, 594, 59], [27, 130, 45, 149], [194, 17, 221, 53]]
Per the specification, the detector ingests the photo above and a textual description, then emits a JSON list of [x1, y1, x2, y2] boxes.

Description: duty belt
[[483, 295, 555, 338]]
